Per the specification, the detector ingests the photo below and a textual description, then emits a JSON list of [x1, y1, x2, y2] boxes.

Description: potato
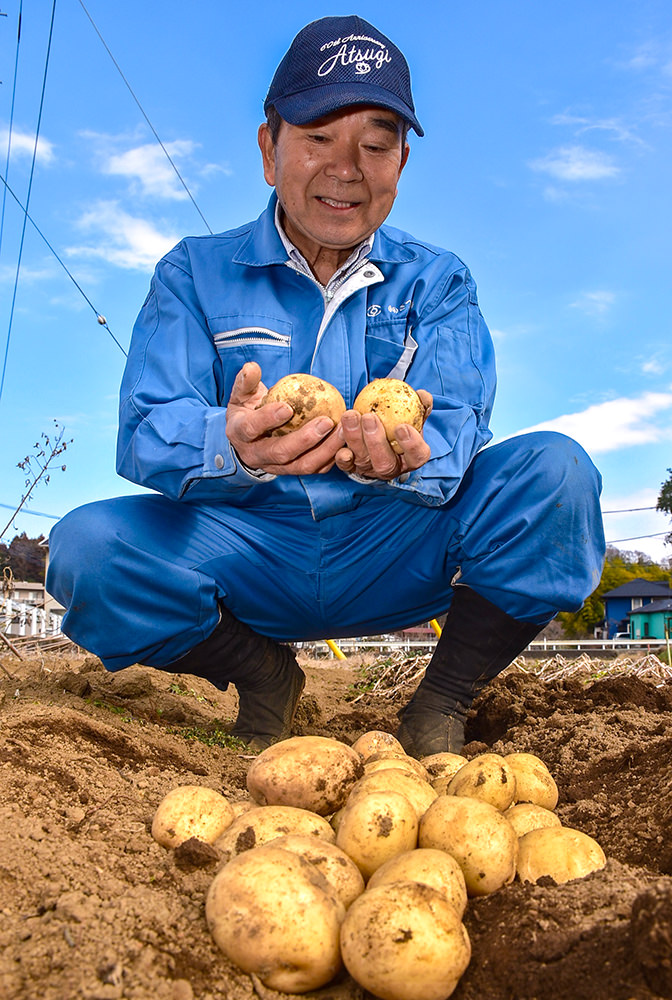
[[206, 845, 345, 992], [353, 378, 426, 453], [214, 804, 335, 859], [151, 785, 234, 848], [367, 848, 468, 919], [364, 755, 430, 782], [446, 752, 517, 811], [246, 735, 363, 816], [267, 833, 365, 909], [506, 802, 562, 839], [348, 767, 437, 821], [504, 752, 559, 810], [420, 752, 468, 785], [517, 826, 606, 884], [340, 881, 471, 1000], [260, 373, 346, 435], [419, 794, 518, 896], [336, 790, 418, 880], [351, 730, 405, 759]]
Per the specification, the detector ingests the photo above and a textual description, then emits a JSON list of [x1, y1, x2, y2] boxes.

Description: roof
[[628, 598, 672, 616], [602, 578, 672, 599]]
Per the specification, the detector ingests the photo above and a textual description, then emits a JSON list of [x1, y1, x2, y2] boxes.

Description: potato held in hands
[[261, 373, 346, 435], [353, 378, 426, 453]]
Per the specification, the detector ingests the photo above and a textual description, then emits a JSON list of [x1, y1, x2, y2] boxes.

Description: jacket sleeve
[[116, 246, 263, 501], [359, 256, 496, 507]]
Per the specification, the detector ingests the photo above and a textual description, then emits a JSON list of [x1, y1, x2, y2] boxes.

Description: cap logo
[[318, 34, 392, 78]]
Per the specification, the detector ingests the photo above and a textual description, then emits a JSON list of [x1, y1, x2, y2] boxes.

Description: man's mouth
[[317, 197, 359, 209]]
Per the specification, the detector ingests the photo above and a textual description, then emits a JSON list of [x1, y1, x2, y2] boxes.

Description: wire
[[0, 1, 22, 263], [0, 0, 57, 406], [77, 0, 214, 235], [0, 169, 127, 355], [0, 502, 60, 520], [602, 506, 658, 514], [607, 532, 669, 543]]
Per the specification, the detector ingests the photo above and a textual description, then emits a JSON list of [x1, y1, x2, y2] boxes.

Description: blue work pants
[[47, 432, 605, 672]]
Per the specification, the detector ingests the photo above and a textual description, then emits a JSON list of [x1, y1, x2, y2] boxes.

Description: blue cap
[[264, 15, 424, 137]]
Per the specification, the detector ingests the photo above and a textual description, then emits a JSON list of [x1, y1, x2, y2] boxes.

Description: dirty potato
[[214, 804, 335, 860], [367, 847, 468, 919], [353, 378, 426, 453], [506, 802, 562, 839], [151, 785, 234, 848], [260, 373, 346, 435], [336, 790, 419, 880], [246, 735, 363, 816], [504, 752, 559, 810], [340, 880, 471, 1000], [517, 826, 606, 884], [446, 752, 517, 811], [266, 833, 365, 909], [419, 794, 518, 896], [206, 845, 345, 993]]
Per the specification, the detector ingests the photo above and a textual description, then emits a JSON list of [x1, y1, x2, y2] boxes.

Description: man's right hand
[[225, 362, 343, 475]]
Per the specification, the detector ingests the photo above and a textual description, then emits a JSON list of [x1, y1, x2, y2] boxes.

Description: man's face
[[258, 106, 409, 266]]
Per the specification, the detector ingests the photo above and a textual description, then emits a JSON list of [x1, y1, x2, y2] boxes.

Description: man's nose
[[324, 141, 363, 181]]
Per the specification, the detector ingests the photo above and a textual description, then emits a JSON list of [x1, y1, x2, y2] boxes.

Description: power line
[[77, 0, 214, 235], [0, 0, 22, 262], [602, 506, 658, 514], [0, 502, 60, 520], [0, 0, 56, 406], [607, 532, 669, 543], [0, 169, 127, 356]]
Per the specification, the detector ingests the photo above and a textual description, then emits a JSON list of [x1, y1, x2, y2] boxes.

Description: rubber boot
[[397, 586, 543, 758], [167, 605, 305, 752]]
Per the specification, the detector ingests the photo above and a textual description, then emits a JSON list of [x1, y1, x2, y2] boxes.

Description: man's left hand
[[335, 390, 433, 480]]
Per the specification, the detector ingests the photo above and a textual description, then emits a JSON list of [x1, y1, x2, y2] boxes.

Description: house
[[602, 578, 672, 638], [629, 598, 672, 641]]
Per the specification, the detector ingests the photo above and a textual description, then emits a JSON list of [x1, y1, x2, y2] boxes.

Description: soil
[[1, 647, 672, 1000]]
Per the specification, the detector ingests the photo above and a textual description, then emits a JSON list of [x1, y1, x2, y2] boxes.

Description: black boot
[[167, 605, 305, 752], [397, 587, 543, 758]]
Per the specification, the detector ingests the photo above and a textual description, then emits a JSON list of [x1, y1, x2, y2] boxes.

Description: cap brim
[[270, 83, 424, 137]]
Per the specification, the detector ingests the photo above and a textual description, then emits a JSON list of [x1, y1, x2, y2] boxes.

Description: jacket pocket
[[365, 319, 417, 381], [436, 326, 486, 410], [210, 317, 293, 404]]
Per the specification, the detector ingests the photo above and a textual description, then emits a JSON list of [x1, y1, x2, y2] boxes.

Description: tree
[[557, 546, 672, 637], [657, 468, 672, 545], [0, 533, 47, 582]]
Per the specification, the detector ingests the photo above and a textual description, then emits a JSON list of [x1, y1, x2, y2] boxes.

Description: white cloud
[[104, 141, 196, 200], [550, 114, 643, 146], [66, 201, 180, 271], [510, 391, 672, 455], [569, 291, 616, 317], [0, 128, 54, 164], [529, 145, 620, 181]]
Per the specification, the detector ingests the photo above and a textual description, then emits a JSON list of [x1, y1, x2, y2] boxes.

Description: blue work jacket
[[117, 193, 496, 520]]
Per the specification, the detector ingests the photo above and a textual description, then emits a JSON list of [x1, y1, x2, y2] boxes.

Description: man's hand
[[226, 363, 343, 475], [335, 390, 433, 480]]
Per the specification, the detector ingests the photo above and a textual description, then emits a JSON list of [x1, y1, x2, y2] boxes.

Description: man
[[47, 16, 605, 757]]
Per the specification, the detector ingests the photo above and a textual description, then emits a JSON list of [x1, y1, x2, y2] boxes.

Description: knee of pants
[[509, 430, 602, 498], [47, 501, 122, 599]]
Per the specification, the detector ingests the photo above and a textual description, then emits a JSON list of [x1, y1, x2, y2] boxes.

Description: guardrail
[[297, 636, 665, 657]]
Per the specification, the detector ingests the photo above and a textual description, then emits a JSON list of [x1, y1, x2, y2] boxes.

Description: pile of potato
[[151, 732, 606, 1000]]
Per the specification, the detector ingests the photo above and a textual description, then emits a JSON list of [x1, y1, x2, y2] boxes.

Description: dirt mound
[[1, 650, 671, 1000]]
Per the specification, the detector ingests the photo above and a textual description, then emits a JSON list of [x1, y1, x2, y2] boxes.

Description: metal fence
[[1, 598, 63, 638]]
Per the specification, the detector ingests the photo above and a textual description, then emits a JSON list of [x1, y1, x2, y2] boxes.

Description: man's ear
[[398, 141, 410, 179], [258, 123, 276, 187]]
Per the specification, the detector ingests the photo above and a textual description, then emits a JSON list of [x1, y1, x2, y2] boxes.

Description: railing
[[1, 598, 63, 638], [298, 636, 666, 657]]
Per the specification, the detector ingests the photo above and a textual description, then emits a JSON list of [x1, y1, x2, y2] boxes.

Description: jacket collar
[[233, 190, 418, 267]]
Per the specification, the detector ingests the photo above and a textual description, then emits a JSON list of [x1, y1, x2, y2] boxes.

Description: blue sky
[[1, 0, 671, 565]]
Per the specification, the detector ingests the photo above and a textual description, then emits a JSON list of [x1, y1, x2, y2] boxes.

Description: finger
[[229, 362, 263, 405], [228, 399, 293, 444], [392, 424, 431, 471], [417, 389, 433, 419]]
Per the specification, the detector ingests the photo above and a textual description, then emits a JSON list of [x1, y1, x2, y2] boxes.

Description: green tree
[[0, 533, 47, 582], [657, 468, 672, 545], [557, 545, 672, 637]]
